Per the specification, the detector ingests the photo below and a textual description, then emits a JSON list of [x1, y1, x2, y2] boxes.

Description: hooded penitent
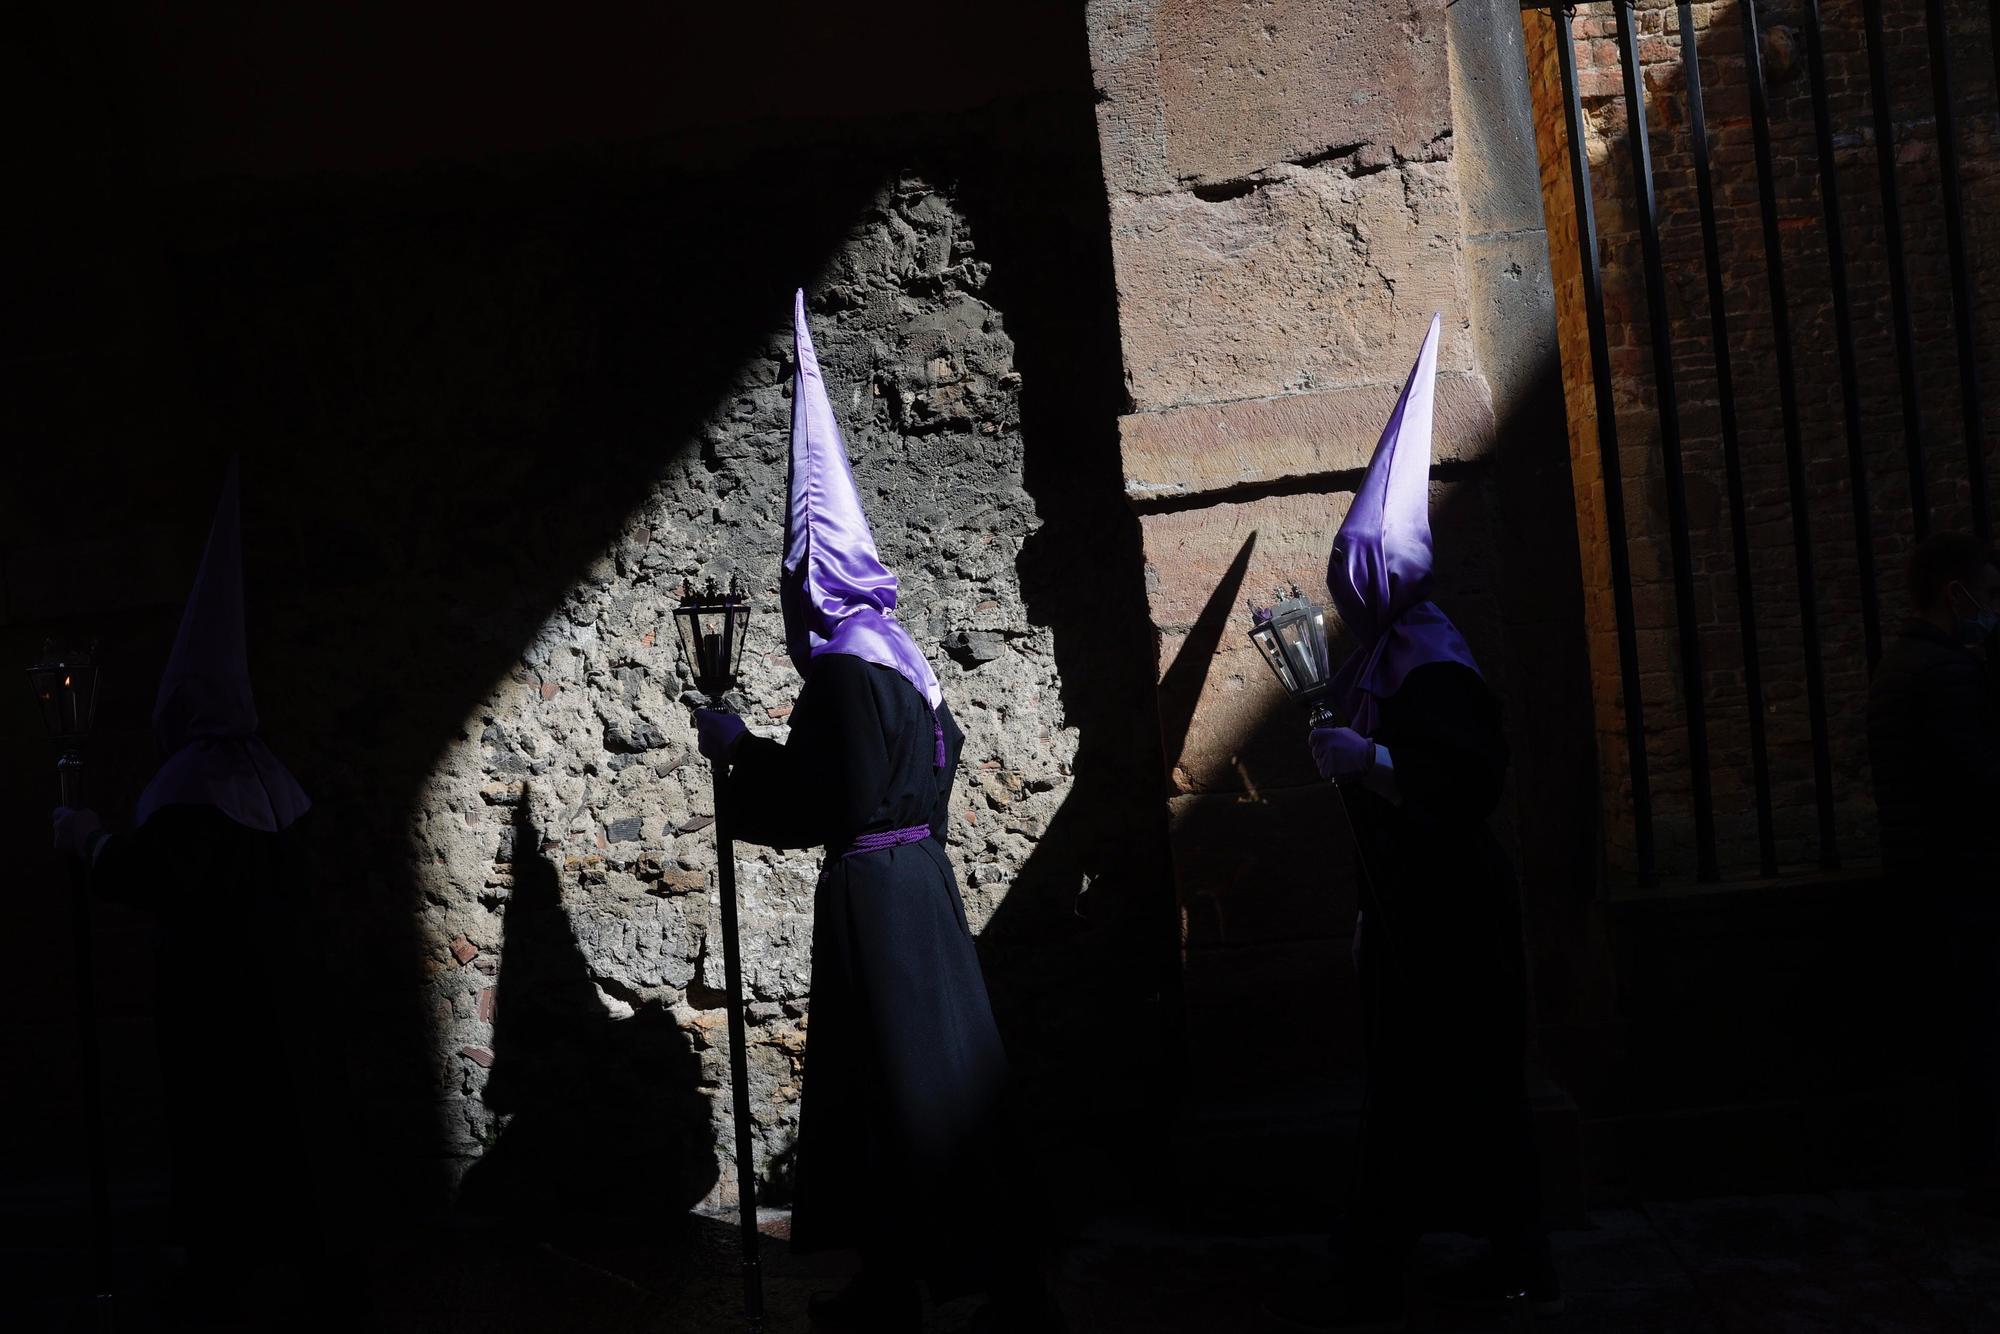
[[781, 288, 943, 712], [1326, 313, 1481, 736], [136, 459, 310, 832]]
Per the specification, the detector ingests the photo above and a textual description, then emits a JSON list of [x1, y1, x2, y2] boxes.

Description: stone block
[[1140, 490, 1352, 633], [1108, 162, 1471, 410], [1460, 231, 1559, 419], [1086, 0, 1178, 197], [1141, 482, 1506, 793], [1150, 0, 1451, 188], [1121, 372, 1497, 505], [1169, 784, 1360, 950], [1446, 0, 1548, 238]]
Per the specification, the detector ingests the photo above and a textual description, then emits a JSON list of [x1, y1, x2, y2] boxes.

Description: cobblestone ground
[[4, 1189, 1996, 1331]]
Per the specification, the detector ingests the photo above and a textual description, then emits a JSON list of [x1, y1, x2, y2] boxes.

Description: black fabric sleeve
[[723, 653, 892, 850], [88, 806, 206, 906], [1920, 655, 2000, 795], [1375, 661, 1509, 825]]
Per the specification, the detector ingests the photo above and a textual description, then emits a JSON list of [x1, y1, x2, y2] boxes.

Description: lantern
[[1248, 586, 1338, 728], [27, 640, 102, 806], [673, 578, 751, 699]]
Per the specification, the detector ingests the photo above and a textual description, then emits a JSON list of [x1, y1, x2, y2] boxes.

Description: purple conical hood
[[137, 459, 310, 831], [153, 457, 258, 749], [1325, 314, 1479, 733], [780, 289, 943, 710]]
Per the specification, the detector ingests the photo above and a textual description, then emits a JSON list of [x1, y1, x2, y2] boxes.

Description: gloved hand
[[52, 806, 105, 859], [1309, 726, 1375, 782], [693, 709, 748, 762]]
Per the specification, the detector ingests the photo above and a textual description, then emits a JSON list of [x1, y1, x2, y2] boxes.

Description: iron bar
[[1678, 1, 1778, 877], [59, 760, 115, 1330], [1926, 0, 1993, 539], [1614, 1, 1718, 880], [1863, 0, 1931, 539], [1802, 0, 1884, 666], [710, 763, 766, 1333], [1555, 5, 1657, 886], [1741, 0, 1841, 869]]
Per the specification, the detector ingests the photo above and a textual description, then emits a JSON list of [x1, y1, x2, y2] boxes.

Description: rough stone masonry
[[409, 178, 1082, 1210]]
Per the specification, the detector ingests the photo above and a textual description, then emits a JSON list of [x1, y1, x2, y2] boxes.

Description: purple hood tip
[[1325, 313, 1480, 733], [781, 289, 943, 710]]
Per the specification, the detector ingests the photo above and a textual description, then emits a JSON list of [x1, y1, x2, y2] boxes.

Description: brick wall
[[1527, 0, 2000, 884]]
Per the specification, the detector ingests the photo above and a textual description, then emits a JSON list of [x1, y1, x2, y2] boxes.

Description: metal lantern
[[1248, 586, 1338, 728], [673, 578, 751, 699], [28, 640, 102, 805]]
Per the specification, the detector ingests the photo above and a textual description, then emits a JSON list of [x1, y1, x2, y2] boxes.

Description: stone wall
[[4, 6, 1174, 1222], [405, 177, 1080, 1209], [1525, 0, 2000, 883]]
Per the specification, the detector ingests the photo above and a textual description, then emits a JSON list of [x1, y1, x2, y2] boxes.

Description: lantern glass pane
[[674, 607, 703, 677], [1249, 621, 1298, 694], [1274, 616, 1314, 691], [728, 605, 749, 679], [69, 664, 99, 736], [1305, 608, 1329, 680], [28, 666, 63, 737]]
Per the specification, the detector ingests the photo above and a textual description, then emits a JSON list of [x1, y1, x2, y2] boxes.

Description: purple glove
[[52, 806, 105, 859], [693, 709, 748, 762], [1309, 726, 1375, 782]]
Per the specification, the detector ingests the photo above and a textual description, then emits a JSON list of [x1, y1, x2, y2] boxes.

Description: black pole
[[58, 756, 115, 1329], [1742, 0, 1841, 870], [1863, 0, 1931, 539], [1926, 0, 1993, 540], [1614, 0, 1718, 882], [1679, 1, 1778, 878], [709, 758, 765, 1334], [1554, 5, 1658, 888], [1801, 0, 1884, 667]]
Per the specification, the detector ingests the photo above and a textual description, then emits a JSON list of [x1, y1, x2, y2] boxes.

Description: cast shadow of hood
[[457, 792, 719, 1224]]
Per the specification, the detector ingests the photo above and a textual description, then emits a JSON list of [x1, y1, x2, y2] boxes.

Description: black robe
[[725, 652, 1008, 1274], [89, 804, 319, 1264], [1340, 661, 1540, 1261], [1868, 620, 2000, 1188]]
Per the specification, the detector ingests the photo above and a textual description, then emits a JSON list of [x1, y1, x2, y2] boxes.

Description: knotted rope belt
[[839, 825, 933, 860]]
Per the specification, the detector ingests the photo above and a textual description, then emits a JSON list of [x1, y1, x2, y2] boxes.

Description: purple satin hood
[[1326, 313, 1480, 735], [781, 289, 942, 709], [137, 459, 310, 832]]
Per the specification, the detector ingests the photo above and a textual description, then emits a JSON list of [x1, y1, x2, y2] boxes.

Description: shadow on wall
[[458, 794, 718, 1220], [948, 113, 1183, 1219]]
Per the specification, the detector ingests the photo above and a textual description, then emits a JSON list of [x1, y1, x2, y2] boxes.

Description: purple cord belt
[[839, 825, 934, 859]]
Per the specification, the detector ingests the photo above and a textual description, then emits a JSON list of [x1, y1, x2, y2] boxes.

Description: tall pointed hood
[[136, 458, 310, 831], [780, 289, 943, 711], [1325, 314, 1480, 733]]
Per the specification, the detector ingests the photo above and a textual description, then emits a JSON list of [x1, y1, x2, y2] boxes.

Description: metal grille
[[1527, 1, 1996, 886]]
